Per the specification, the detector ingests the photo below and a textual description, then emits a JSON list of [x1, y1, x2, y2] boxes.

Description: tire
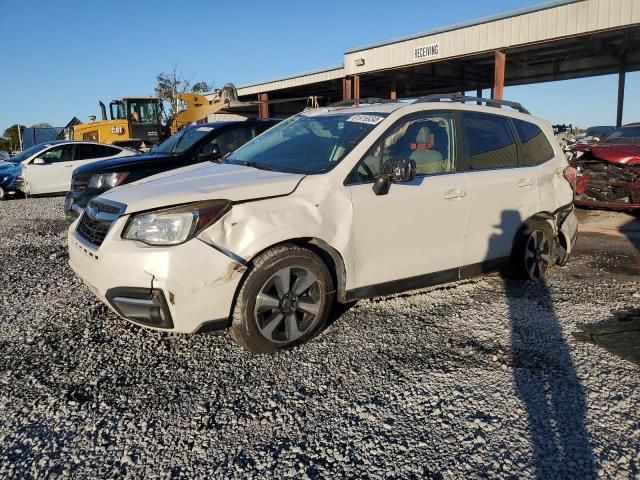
[[511, 218, 555, 280], [229, 244, 335, 354]]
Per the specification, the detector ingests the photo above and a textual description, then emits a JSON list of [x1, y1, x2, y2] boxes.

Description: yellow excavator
[[171, 83, 319, 133], [73, 97, 164, 150], [171, 83, 253, 133]]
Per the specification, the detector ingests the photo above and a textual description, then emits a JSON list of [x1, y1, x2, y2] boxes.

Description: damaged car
[[68, 95, 578, 353], [572, 123, 640, 211]]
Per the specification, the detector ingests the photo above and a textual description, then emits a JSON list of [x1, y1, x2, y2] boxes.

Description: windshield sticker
[[346, 114, 384, 125], [196, 127, 214, 132]]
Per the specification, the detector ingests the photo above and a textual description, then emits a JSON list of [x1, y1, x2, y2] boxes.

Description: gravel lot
[[1, 197, 639, 479]]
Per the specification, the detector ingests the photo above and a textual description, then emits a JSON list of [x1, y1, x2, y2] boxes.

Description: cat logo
[[111, 126, 126, 135]]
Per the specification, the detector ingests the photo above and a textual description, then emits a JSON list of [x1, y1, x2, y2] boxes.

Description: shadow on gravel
[[491, 210, 596, 478], [506, 280, 596, 479], [573, 309, 640, 366]]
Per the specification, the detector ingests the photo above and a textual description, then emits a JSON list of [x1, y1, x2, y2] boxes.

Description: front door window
[[35, 145, 74, 163]]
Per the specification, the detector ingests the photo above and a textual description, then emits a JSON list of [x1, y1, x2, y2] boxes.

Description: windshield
[[600, 126, 640, 144], [226, 112, 387, 174], [7, 144, 49, 163], [126, 99, 161, 123], [152, 126, 214, 154]]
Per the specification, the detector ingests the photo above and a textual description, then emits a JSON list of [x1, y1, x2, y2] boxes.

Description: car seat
[[409, 126, 444, 174]]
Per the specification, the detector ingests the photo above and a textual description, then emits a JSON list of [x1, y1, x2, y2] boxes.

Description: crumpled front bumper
[[68, 217, 246, 333]]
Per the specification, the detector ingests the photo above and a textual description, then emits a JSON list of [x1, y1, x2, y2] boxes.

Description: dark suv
[[65, 119, 279, 221]]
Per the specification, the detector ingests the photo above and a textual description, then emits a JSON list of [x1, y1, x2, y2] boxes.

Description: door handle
[[518, 178, 534, 188], [65, 164, 74, 167], [444, 189, 467, 199]]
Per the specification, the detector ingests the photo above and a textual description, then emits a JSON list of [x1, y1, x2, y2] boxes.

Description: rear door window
[[75, 144, 121, 160], [463, 113, 517, 170], [512, 119, 555, 166]]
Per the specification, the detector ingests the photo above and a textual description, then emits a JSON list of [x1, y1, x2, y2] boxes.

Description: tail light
[[563, 166, 578, 190]]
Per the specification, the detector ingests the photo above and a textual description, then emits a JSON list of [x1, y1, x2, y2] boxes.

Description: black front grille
[[77, 214, 112, 246], [71, 173, 92, 192]]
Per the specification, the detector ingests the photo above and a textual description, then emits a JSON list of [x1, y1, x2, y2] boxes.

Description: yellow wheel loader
[[73, 97, 164, 150]]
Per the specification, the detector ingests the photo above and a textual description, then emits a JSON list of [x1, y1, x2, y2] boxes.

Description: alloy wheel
[[524, 230, 551, 279], [254, 266, 322, 344]]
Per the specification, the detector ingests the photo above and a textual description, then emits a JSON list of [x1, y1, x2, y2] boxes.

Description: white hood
[[100, 162, 305, 213]]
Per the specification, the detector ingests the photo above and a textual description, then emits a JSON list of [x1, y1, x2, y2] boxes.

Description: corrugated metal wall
[[237, 67, 345, 97], [344, 0, 640, 75]]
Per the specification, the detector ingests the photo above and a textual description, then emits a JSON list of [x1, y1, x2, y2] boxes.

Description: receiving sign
[[414, 43, 440, 61]]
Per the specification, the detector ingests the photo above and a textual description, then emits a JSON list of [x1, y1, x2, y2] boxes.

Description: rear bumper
[[68, 220, 245, 333]]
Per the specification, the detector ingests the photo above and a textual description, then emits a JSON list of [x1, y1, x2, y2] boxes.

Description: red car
[[571, 123, 640, 211]]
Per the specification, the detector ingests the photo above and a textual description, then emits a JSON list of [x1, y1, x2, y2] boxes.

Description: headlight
[[88, 172, 129, 190], [123, 200, 231, 246]]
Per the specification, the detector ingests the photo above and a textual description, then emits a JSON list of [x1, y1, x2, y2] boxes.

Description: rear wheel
[[230, 244, 335, 354], [511, 219, 554, 280]]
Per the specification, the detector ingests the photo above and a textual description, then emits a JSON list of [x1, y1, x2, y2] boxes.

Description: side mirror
[[33, 157, 48, 165], [383, 158, 416, 182], [372, 159, 416, 196]]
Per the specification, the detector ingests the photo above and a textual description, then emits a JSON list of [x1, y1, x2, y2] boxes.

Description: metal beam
[[493, 50, 506, 100]]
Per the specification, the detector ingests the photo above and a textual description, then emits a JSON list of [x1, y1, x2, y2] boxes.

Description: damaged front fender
[[198, 177, 355, 291]]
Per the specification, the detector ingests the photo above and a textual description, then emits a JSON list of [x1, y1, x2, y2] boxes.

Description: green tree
[[0, 137, 12, 153], [2, 125, 22, 151], [31, 122, 53, 128]]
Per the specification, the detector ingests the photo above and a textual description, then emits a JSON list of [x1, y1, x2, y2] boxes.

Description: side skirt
[[344, 257, 510, 303]]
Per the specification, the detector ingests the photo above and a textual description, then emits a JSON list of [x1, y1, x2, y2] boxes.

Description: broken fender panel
[[199, 176, 356, 289]]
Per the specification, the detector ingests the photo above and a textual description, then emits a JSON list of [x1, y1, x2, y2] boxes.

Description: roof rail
[[327, 97, 397, 108], [413, 93, 530, 114]]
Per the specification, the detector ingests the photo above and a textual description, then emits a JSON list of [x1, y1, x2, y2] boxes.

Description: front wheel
[[511, 219, 555, 280], [230, 244, 335, 354]]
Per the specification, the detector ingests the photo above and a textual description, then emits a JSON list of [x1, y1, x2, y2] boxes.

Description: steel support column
[[258, 93, 269, 119], [616, 61, 626, 128], [353, 75, 360, 103], [390, 78, 397, 100], [476, 88, 482, 105], [493, 50, 506, 100], [343, 77, 352, 100]]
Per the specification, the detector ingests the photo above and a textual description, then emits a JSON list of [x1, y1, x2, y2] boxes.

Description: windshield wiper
[[247, 161, 280, 171], [227, 160, 278, 171]]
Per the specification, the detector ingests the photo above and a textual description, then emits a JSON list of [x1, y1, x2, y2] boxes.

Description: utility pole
[[17, 124, 22, 151]]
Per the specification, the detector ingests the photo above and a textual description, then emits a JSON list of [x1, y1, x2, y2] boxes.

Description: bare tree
[[154, 67, 213, 122]]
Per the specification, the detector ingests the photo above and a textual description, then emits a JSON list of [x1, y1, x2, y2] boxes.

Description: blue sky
[[0, 0, 637, 133]]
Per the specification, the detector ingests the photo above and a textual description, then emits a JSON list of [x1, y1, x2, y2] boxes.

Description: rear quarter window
[[463, 113, 518, 170], [512, 119, 555, 166]]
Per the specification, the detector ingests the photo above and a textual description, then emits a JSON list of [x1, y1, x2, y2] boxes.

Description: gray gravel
[[0, 197, 639, 479]]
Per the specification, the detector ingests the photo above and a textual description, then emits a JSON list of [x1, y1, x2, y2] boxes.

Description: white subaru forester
[[68, 95, 578, 354]]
